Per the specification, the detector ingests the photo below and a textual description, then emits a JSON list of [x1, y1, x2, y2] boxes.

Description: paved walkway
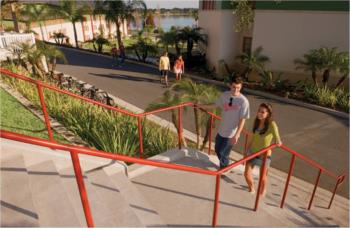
[[56, 47, 349, 198]]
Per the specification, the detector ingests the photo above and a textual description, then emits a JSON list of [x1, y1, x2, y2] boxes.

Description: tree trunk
[[171, 111, 187, 147], [311, 70, 318, 86], [322, 69, 330, 87], [200, 117, 211, 151], [10, 3, 19, 32], [116, 19, 122, 48], [72, 22, 79, 48], [90, 15, 95, 38], [335, 73, 348, 89], [39, 23, 45, 41], [193, 108, 201, 149], [175, 42, 181, 56]]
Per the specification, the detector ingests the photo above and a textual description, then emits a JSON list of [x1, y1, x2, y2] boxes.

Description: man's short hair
[[230, 76, 243, 85]]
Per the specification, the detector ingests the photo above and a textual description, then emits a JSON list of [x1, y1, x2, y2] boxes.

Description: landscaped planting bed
[[1, 65, 177, 158], [0, 87, 66, 142]]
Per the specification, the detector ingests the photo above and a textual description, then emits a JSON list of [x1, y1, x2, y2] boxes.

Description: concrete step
[[26, 160, 81, 226], [59, 166, 126, 227], [86, 168, 144, 227], [0, 154, 39, 227], [130, 149, 349, 227], [107, 169, 166, 227]]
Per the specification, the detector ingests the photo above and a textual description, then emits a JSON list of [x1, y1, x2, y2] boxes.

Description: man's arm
[[231, 118, 246, 145]]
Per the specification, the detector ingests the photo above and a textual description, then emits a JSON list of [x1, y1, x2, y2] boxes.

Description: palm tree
[[129, 29, 158, 62], [335, 52, 349, 89], [157, 29, 177, 52], [147, 91, 187, 147], [51, 1, 88, 47], [1, 0, 20, 32], [21, 4, 49, 41], [171, 79, 213, 149], [178, 26, 207, 59], [318, 47, 339, 87], [294, 49, 322, 86], [199, 85, 220, 151], [37, 42, 67, 75], [236, 46, 270, 81], [103, 0, 146, 48]]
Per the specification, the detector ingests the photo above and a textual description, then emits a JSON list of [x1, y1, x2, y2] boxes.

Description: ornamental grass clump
[[1, 67, 177, 157]]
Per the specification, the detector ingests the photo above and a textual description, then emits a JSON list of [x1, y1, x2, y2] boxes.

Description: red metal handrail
[[0, 68, 346, 227]]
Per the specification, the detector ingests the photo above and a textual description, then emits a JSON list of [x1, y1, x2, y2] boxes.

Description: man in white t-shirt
[[199, 77, 250, 170]]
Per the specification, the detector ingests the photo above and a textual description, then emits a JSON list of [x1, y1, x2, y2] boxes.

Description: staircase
[[1, 138, 348, 227]]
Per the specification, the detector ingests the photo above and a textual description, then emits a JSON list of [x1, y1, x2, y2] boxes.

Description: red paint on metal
[[137, 117, 143, 158], [178, 107, 182, 149], [254, 153, 268, 211], [212, 175, 221, 228], [208, 115, 214, 155], [36, 84, 54, 141], [280, 154, 296, 208], [308, 169, 322, 210], [70, 151, 94, 227]]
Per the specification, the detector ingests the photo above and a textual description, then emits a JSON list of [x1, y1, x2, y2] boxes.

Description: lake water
[[131, 16, 196, 31]]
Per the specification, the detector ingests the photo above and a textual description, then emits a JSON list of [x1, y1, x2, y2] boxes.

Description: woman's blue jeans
[[215, 134, 233, 169]]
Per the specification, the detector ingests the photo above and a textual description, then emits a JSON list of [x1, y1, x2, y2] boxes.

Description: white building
[[198, 1, 349, 86], [27, 15, 128, 46]]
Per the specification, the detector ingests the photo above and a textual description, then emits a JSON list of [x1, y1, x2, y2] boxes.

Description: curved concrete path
[[56, 47, 349, 198]]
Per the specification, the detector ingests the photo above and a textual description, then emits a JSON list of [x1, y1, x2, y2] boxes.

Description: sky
[[144, 0, 199, 9]]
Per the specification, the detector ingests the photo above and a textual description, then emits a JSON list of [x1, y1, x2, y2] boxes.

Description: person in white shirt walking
[[159, 52, 171, 87]]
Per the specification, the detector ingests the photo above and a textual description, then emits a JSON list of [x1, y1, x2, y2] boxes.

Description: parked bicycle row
[[49, 72, 116, 107]]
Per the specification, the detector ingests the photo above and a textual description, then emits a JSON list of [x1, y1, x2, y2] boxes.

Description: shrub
[[1, 66, 177, 157]]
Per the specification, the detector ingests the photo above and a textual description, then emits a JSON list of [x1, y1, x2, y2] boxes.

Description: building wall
[[198, 10, 244, 77], [251, 10, 349, 86], [29, 16, 127, 47]]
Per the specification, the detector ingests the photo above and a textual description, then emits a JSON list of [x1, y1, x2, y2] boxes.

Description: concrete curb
[[58, 45, 348, 119]]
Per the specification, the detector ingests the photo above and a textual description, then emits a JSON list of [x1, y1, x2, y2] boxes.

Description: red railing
[[0, 68, 346, 227]]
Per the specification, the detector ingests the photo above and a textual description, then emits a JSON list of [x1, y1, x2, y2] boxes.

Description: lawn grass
[[0, 87, 67, 143]]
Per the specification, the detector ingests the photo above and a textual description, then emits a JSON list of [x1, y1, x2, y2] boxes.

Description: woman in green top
[[244, 103, 282, 196]]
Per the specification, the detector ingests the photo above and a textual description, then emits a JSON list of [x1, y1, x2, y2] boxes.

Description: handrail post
[[212, 174, 221, 227], [70, 150, 94, 227], [178, 107, 182, 149], [280, 154, 296, 208], [327, 176, 343, 209], [308, 169, 322, 210], [137, 116, 144, 158], [254, 152, 268, 211], [208, 115, 214, 155], [36, 83, 54, 141]]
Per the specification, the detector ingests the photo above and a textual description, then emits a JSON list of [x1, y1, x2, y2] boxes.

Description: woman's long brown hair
[[253, 103, 273, 135]]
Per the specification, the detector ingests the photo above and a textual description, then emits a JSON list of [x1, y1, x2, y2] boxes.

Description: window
[[202, 0, 215, 10], [242, 37, 252, 55]]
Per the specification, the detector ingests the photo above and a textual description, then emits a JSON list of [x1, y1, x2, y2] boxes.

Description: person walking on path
[[174, 55, 185, 80], [111, 44, 119, 66], [198, 77, 250, 170], [159, 52, 171, 87], [244, 103, 282, 196], [119, 43, 126, 66]]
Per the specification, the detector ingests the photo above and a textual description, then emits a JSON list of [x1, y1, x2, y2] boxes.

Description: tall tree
[[103, 0, 146, 48], [21, 4, 49, 40], [178, 26, 207, 59], [51, 0, 88, 47]]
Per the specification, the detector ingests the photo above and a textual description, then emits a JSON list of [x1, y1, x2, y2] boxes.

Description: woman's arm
[[271, 121, 282, 146]]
